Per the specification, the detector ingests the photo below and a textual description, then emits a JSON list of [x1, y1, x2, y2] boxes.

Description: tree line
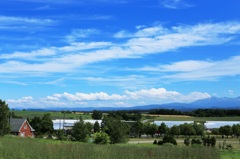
[[149, 108, 240, 117], [211, 124, 240, 138]]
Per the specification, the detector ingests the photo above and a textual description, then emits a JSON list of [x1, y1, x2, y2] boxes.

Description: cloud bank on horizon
[[0, 0, 240, 108]]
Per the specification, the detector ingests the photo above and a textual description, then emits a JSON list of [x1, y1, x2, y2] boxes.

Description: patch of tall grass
[[220, 151, 240, 159], [0, 136, 220, 159]]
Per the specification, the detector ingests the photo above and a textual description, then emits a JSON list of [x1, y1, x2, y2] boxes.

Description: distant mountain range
[[24, 96, 240, 112]]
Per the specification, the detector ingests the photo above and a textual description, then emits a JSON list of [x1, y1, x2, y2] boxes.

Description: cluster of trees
[[183, 136, 216, 147], [107, 111, 142, 121], [148, 108, 240, 117], [211, 124, 240, 138], [91, 110, 103, 119], [30, 114, 54, 136], [66, 115, 130, 144], [141, 122, 205, 138], [63, 110, 141, 144], [191, 109, 240, 117], [149, 109, 183, 115], [153, 135, 177, 145], [66, 119, 206, 144], [91, 110, 142, 121]]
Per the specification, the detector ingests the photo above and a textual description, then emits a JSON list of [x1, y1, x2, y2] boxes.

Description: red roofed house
[[10, 118, 35, 137]]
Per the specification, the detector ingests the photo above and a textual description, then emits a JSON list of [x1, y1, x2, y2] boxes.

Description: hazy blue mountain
[[25, 96, 240, 111], [190, 96, 240, 109]]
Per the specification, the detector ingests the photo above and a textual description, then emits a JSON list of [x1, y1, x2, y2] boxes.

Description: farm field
[[0, 136, 220, 159], [129, 137, 240, 150], [14, 110, 240, 122], [142, 114, 240, 121], [13, 110, 91, 120]]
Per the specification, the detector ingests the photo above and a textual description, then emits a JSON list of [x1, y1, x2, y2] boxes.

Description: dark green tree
[[211, 128, 219, 135], [232, 124, 240, 137], [132, 120, 144, 138], [180, 123, 196, 137], [30, 116, 43, 135], [170, 125, 181, 137], [93, 121, 100, 133], [202, 136, 216, 147], [145, 123, 158, 138], [193, 123, 204, 136], [85, 122, 93, 135], [0, 100, 10, 136], [162, 135, 177, 145], [219, 125, 232, 138], [158, 122, 169, 135], [158, 135, 177, 145], [102, 116, 130, 144], [71, 117, 90, 142], [92, 110, 103, 120], [41, 113, 54, 134]]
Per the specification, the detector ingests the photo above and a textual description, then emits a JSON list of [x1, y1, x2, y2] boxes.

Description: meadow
[[13, 110, 91, 119], [14, 110, 240, 121], [142, 114, 240, 121], [0, 136, 220, 159]]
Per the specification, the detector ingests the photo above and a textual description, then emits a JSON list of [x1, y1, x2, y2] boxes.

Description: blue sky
[[1, 0, 240, 109]]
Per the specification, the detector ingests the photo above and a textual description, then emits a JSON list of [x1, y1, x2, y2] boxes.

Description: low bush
[[157, 135, 177, 145]]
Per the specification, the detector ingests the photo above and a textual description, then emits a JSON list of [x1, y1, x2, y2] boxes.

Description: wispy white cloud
[[141, 56, 240, 81], [77, 15, 113, 21], [35, 5, 52, 10], [66, 29, 100, 42], [6, 0, 76, 4], [1, 21, 240, 76], [114, 26, 168, 38], [7, 0, 129, 5], [0, 80, 28, 86], [0, 15, 56, 30], [0, 48, 56, 60], [159, 0, 193, 9], [7, 88, 211, 108], [228, 90, 234, 96]]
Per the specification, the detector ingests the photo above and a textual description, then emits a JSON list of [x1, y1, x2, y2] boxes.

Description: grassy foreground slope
[[0, 137, 220, 159]]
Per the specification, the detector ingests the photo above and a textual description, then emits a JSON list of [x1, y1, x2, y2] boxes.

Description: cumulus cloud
[[6, 88, 211, 108], [48, 92, 127, 101]]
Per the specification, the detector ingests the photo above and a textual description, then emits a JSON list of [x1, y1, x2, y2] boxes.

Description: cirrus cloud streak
[[1, 21, 240, 75]]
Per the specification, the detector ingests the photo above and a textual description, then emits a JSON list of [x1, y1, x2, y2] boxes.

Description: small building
[[52, 119, 102, 130], [153, 121, 194, 128], [204, 121, 240, 130], [10, 118, 35, 137]]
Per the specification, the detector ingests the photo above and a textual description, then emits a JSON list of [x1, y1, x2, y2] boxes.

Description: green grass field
[[220, 151, 240, 159], [0, 136, 220, 159], [142, 114, 240, 121], [13, 110, 92, 119], [14, 110, 240, 122]]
